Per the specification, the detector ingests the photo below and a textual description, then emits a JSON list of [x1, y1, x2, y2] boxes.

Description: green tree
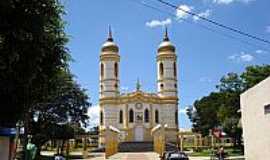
[[29, 70, 90, 156], [241, 65, 270, 89], [0, 1, 77, 159], [216, 73, 242, 146], [187, 92, 223, 136], [0, 0, 69, 127], [188, 66, 270, 147]]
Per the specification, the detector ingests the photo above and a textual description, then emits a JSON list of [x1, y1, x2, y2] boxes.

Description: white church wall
[[241, 77, 270, 160], [163, 60, 174, 78], [103, 104, 118, 127], [161, 104, 177, 128]]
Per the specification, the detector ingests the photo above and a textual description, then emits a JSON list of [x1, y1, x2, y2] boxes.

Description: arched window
[[175, 110, 178, 125], [119, 110, 123, 124], [173, 62, 177, 77], [129, 109, 134, 123], [101, 63, 104, 78], [159, 63, 164, 77], [100, 111, 103, 125], [114, 62, 118, 78], [160, 84, 164, 90], [144, 109, 149, 123], [155, 110, 159, 123], [115, 83, 118, 89], [100, 85, 103, 91]]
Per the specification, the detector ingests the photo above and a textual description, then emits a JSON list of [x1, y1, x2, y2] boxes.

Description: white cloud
[[121, 86, 129, 93], [175, 5, 211, 22], [266, 26, 270, 33], [213, 0, 234, 4], [87, 104, 99, 128], [176, 5, 193, 20], [193, 9, 211, 22], [228, 52, 254, 63], [255, 49, 268, 54], [240, 53, 254, 62], [145, 18, 172, 28], [213, 0, 255, 5], [199, 77, 213, 83], [179, 106, 189, 114], [255, 50, 263, 54]]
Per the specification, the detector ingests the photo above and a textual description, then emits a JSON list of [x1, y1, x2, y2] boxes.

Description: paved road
[[42, 151, 244, 160], [88, 152, 160, 160]]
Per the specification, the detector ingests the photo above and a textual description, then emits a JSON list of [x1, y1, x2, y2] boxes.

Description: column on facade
[[125, 104, 128, 128], [150, 104, 153, 128]]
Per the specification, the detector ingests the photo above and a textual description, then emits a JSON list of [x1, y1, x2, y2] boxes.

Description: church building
[[99, 28, 179, 146]]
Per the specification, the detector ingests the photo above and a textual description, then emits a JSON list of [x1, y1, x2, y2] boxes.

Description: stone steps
[[118, 142, 154, 152], [118, 141, 179, 152]]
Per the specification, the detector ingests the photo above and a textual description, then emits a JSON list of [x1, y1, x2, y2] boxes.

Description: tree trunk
[[60, 140, 65, 154], [23, 112, 29, 160], [57, 141, 60, 154]]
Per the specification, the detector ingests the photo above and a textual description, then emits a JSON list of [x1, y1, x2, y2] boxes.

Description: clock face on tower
[[135, 103, 143, 110]]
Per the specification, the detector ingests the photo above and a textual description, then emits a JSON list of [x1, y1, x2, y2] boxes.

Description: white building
[[240, 76, 270, 160], [98, 28, 179, 145]]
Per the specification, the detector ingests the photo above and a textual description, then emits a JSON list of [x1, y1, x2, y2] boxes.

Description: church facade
[[99, 28, 179, 146]]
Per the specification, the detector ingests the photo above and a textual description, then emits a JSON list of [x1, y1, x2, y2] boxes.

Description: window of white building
[[264, 104, 270, 114]]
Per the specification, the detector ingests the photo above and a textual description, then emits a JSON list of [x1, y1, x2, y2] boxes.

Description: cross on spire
[[107, 25, 113, 42], [163, 26, 170, 41]]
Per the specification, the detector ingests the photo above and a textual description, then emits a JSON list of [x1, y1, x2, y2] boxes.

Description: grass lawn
[[189, 147, 244, 157]]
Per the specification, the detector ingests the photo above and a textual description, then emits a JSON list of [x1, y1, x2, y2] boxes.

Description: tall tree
[[241, 65, 270, 89], [216, 74, 242, 146], [28, 70, 90, 156], [0, 1, 76, 159], [0, 0, 69, 128], [187, 92, 223, 136], [188, 66, 270, 147]]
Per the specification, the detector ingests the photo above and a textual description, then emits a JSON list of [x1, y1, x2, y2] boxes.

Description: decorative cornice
[[100, 90, 119, 93], [100, 53, 120, 61], [158, 91, 178, 96], [99, 91, 178, 105], [100, 78, 119, 82], [157, 53, 177, 61], [157, 78, 177, 82]]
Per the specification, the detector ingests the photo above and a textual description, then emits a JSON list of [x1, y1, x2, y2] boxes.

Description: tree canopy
[[0, 0, 70, 127], [187, 65, 270, 146], [0, 0, 91, 158]]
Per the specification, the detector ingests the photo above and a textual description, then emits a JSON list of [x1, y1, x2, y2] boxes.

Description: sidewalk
[[189, 156, 244, 160], [88, 152, 159, 160], [42, 151, 244, 160]]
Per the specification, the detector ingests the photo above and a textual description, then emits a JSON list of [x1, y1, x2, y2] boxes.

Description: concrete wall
[[240, 76, 270, 160]]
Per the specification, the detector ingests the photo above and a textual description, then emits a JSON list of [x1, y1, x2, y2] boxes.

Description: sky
[[62, 0, 270, 129]]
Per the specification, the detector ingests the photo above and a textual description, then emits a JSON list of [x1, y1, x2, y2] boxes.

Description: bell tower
[[157, 28, 178, 97], [99, 26, 120, 98]]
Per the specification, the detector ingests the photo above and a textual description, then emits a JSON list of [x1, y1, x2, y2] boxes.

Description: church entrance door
[[134, 126, 144, 141]]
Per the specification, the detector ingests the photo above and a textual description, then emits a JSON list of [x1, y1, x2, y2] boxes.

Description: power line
[[156, 0, 270, 45], [128, 0, 270, 51]]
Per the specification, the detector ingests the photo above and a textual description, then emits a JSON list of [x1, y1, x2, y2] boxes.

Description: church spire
[[136, 78, 141, 91], [107, 25, 113, 42], [163, 26, 169, 41]]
